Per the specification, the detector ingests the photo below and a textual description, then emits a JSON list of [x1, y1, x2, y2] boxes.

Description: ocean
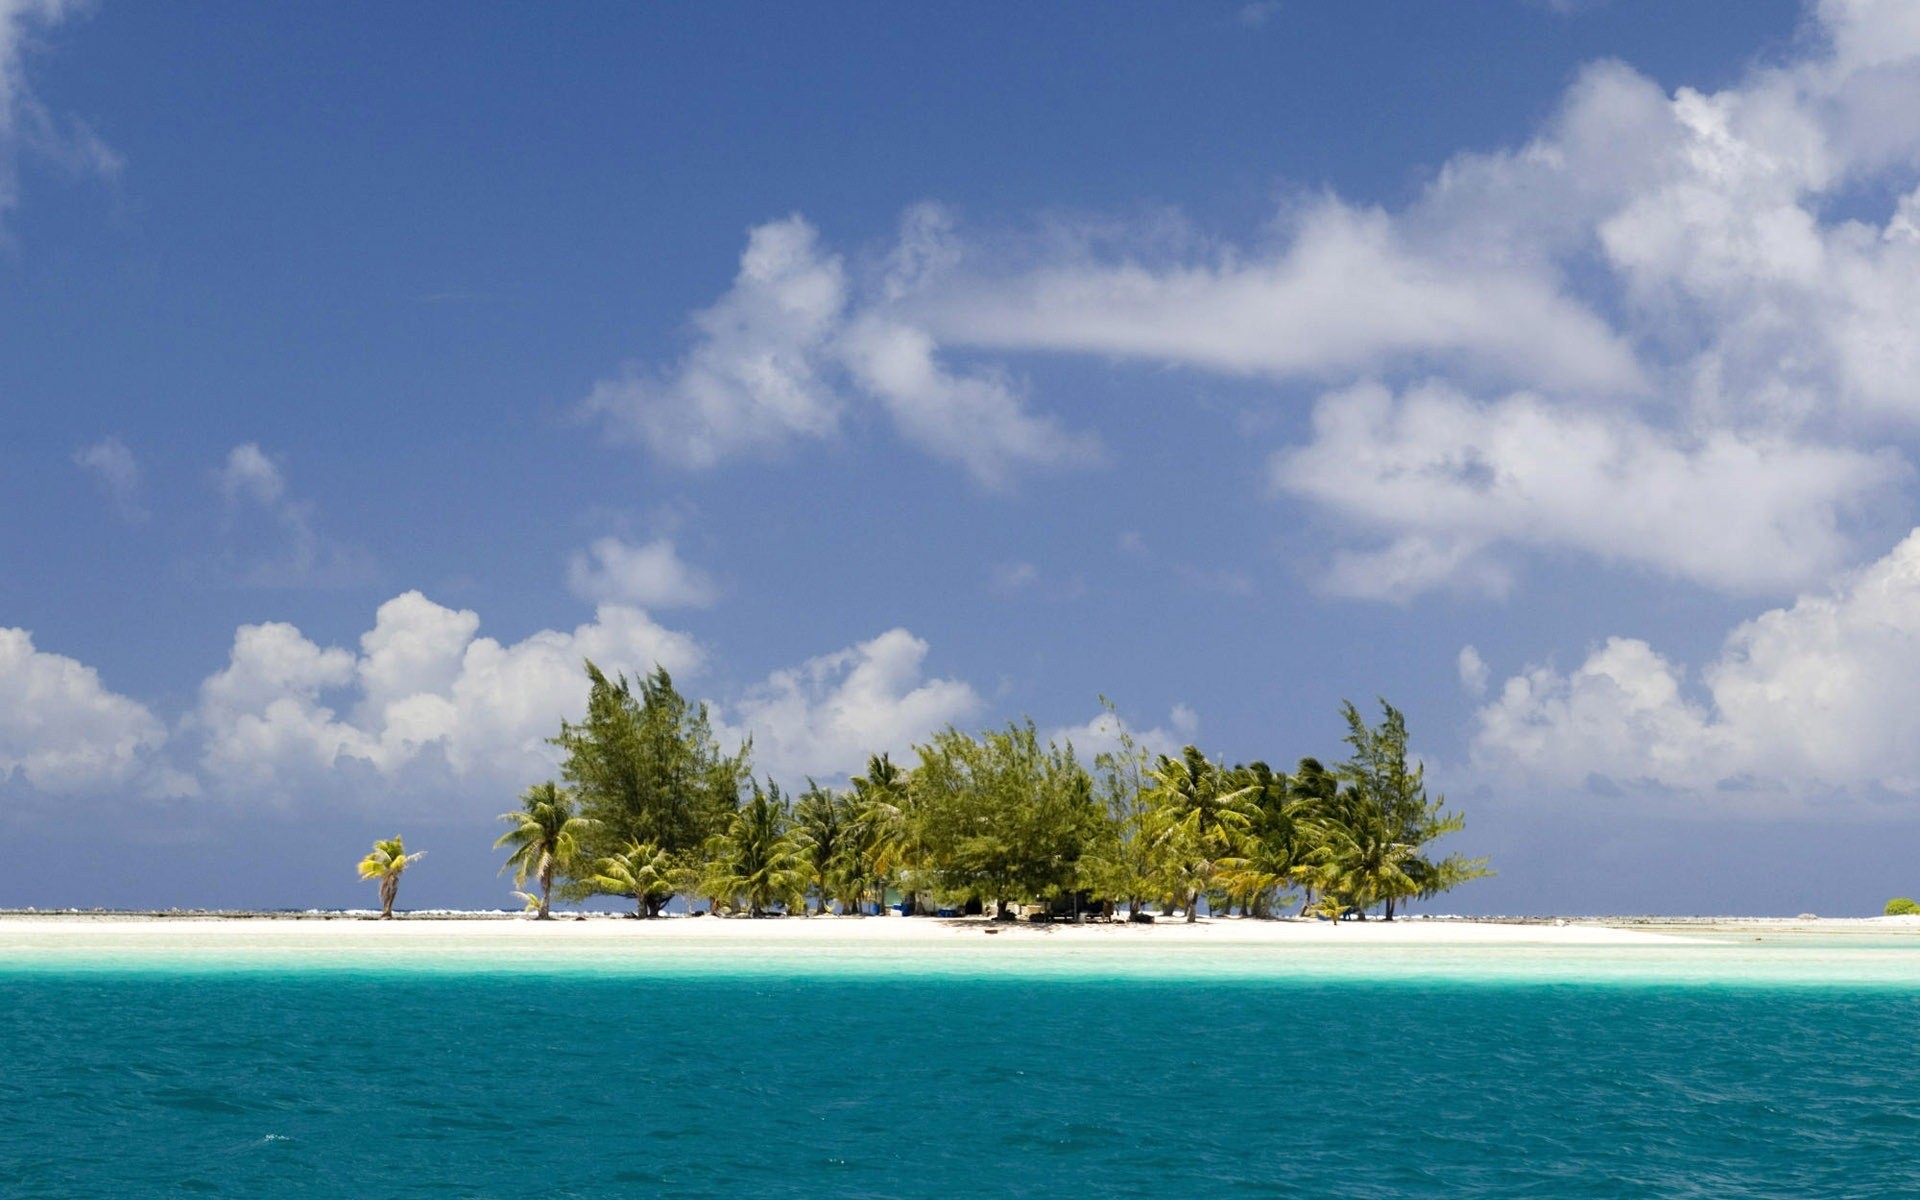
[[5, 934, 1920, 1197]]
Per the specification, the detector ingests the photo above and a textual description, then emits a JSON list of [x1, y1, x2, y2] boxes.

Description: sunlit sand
[[5, 913, 1920, 986]]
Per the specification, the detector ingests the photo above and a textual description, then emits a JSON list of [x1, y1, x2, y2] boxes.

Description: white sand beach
[[0, 910, 1681, 950], [9, 912, 1920, 986]]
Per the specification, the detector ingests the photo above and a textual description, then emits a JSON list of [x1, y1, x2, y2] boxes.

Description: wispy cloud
[[73, 436, 147, 523], [565, 536, 720, 609], [0, 0, 118, 230], [215, 444, 376, 589]]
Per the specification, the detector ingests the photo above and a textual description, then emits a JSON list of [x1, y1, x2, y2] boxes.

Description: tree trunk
[[537, 861, 553, 920], [380, 875, 397, 919], [1185, 892, 1198, 923]]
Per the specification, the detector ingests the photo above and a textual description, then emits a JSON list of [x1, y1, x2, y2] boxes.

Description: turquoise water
[[7, 945, 1920, 1197]]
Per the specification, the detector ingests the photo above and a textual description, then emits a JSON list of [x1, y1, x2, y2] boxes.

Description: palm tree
[[1301, 786, 1419, 920], [850, 753, 912, 915], [1287, 757, 1340, 915], [1142, 746, 1254, 922], [588, 840, 675, 917], [1216, 761, 1317, 918], [792, 782, 854, 914], [495, 781, 593, 919], [357, 836, 426, 919], [713, 780, 805, 917]]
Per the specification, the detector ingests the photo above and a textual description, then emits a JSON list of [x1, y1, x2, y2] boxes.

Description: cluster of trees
[[482, 662, 1490, 922]]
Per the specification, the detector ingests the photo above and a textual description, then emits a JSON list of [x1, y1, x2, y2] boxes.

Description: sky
[[8, 0, 1920, 914]]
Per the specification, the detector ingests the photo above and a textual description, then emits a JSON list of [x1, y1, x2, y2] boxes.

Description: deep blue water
[[5, 972, 1920, 1198]]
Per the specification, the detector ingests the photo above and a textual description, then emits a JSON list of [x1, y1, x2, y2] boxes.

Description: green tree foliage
[[552, 663, 749, 914], [792, 781, 861, 914], [587, 840, 676, 917], [356, 836, 425, 919], [493, 780, 592, 919], [848, 753, 913, 914], [1141, 746, 1255, 922], [520, 661, 1489, 922], [1216, 761, 1312, 918], [1315, 699, 1492, 920], [1886, 897, 1919, 916], [1081, 699, 1159, 917], [711, 779, 806, 917], [911, 720, 1101, 916]]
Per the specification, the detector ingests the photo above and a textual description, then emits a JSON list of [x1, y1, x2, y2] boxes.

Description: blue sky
[[11, 0, 1920, 913]]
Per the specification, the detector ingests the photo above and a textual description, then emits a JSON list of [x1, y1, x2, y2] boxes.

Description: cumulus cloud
[[192, 592, 705, 800], [2, 589, 985, 810], [839, 316, 1103, 488], [215, 443, 374, 588], [218, 443, 285, 506], [713, 628, 981, 782], [600, 5, 1920, 596], [566, 536, 720, 609], [1457, 645, 1490, 697], [584, 213, 1100, 489], [1470, 528, 1920, 803], [0, 0, 118, 227], [73, 436, 146, 523], [585, 216, 849, 467], [0, 626, 166, 795], [1051, 701, 1201, 764], [1273, 382, 1905, 599]]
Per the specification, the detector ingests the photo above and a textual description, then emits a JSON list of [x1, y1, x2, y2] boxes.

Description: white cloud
[[1457, 645, 1490, 697], [566, 536, 720, 609], [194, 592, 706, 800], [713, 628, 981, 782], [1052, 702, 1201, 763], [576, 7, 1920, 596], [218, 443, 285, 506], [839, 316, 1102, 489], [1471, 528, 1920, 803], [1273, 382, 1905, 599], [216, 443, 374, 588], [585, 215, 849, 467], [73, 436, 146, 522], [586, 213, 1101, 489], [1237, 2, 1282, 28], [354, 590, 480, 719], [2, 588, 984, 810], [918, 201, 1645, 395], [990, 561, 1040, 594], [0, 626, 165, 794], [198, 606, 984, 800], [0, 0, 117, 226]]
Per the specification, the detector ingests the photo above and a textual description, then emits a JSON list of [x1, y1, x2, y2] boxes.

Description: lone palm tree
[[357, 836, 426, 919], [495, 781, 593, 919]]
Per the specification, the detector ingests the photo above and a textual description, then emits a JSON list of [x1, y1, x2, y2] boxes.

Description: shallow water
[[6, 937, 1920, 1197]]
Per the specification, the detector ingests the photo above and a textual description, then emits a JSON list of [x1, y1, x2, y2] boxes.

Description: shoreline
[[2, 910, 1917, 942], [4, 907, 1916, 925], [8, 912, 1920, 986]]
